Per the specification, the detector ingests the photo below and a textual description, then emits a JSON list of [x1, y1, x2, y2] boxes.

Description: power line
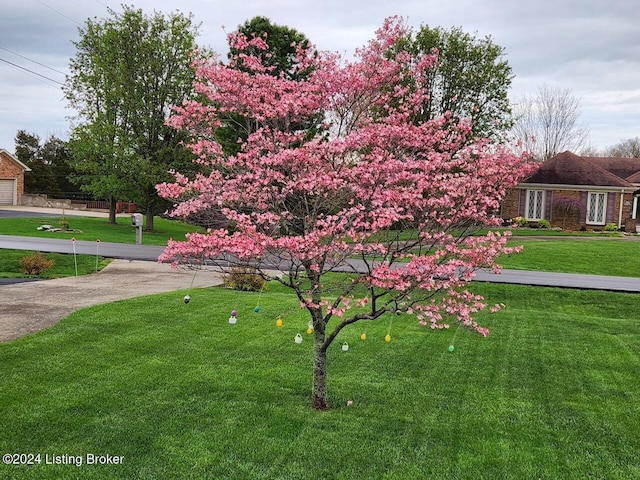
[[5, 1, 116, 88], [0, 46, 67, 76], [0, 57, 64, 86], [34, 0, 82, 27]]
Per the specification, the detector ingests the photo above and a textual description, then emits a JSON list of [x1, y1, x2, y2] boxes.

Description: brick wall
[[503, 187, 637, 231], [617, 192, 637, 232], [550, 191, 581, 230], [500, 189, 520, 220], [0, 153, 25, 205]]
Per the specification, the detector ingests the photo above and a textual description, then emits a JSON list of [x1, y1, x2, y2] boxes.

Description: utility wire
[[0, 57, 64, 86], [0, 46, 67, 76], [34, 0, 82, 26]]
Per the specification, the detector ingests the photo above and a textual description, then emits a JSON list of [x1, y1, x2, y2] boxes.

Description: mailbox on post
[[131, 213, 143, 227], [131, 213, 143, 244]]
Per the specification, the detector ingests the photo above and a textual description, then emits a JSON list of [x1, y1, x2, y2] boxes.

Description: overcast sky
[[1, 0, 639, 153]]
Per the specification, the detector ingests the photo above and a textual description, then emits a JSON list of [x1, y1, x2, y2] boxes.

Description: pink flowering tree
[[157, 17, 533, 410]]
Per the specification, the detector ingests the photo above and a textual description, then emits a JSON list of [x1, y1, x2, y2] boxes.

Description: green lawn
[[500, 239, 640, 277], [1, 282, 638, 479], [0, 215, 203, 245], [0, 249, 110, 278]]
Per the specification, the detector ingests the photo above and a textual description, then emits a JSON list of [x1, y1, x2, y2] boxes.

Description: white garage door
[[0, 179, 15, 205]]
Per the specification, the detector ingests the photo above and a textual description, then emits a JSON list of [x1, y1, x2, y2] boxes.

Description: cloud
[[0, 0, 639, 152]]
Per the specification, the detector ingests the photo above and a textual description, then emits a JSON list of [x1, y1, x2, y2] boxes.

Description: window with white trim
[[586, 192, 607, 225], [525, 190, 545, 220]]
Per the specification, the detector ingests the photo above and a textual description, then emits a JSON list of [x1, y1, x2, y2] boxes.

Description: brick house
[[501, 151, 640, 232], [0, 149, 31, 206]]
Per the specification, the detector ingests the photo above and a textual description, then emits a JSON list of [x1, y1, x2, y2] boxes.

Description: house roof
[[582, 156, 640, 182], [522, 151, 635, 188], [625, 170, 640, 184], [0, 149, 31, 172]]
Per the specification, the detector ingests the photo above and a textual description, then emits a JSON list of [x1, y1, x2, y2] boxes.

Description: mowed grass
[[0, 215, 203, 245], [500, 239, 640, 277], [0, 282, 638, 479], [0, 249, 110, 278]]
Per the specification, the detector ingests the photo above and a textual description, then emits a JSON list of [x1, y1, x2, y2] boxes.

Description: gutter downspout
[[619, 191, 625, 229]]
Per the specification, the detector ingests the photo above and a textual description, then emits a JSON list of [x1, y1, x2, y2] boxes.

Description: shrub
[[513, 216, 527, 227], [20, 253, 55, 276], [538, 219, 551, 229], [223, 265, 265, 292], [605, 223, 619, 232]]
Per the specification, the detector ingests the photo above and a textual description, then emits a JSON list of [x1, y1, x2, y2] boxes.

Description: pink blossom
[[157, 16, 532, 341]]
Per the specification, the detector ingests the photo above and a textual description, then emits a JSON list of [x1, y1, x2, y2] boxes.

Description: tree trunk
[[312, 330, 329, 410], [306, 268, 329, 410], [108, 196, 117, 224], [312, 315, 328, 410], [145, 208, 154, 231]]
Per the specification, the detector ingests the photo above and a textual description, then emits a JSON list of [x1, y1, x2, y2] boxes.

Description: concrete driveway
[[0, 206, 112, 219], [0, 259, 224, 343]]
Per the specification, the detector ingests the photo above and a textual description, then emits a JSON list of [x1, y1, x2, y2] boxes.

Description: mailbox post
[[131, 213, 143, 245]]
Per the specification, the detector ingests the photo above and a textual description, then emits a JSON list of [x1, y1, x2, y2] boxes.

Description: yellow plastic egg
[[276, 317, 283, 328], [306, 327, 313, 335], [360, 333, 367, 341], [384, 334, 391, 343]]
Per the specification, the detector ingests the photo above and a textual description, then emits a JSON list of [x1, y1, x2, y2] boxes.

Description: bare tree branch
[[512, 84, 590, 161]]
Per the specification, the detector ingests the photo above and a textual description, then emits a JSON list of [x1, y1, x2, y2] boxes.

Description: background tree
[[214, 16, 316, 156], [41, 137, 84, 200], [605, 137, 640, 157], [15, 131, 60, 196], [512, 84, 590, 161], [409, 25, 513, 140], [232, 16, 311, 79], [64, 6, 200, 227], [157, 18, 532, 410], [15, 131, 84, 199], [577, 145, 602, 157]]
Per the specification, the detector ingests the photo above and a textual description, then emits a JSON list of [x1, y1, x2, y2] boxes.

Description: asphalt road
[[0, 210, 59, 218], [0, 209, 98, 219], [3, 208, 640, 292], [2, 234, 640, 293], [0, 234, 164, 261]]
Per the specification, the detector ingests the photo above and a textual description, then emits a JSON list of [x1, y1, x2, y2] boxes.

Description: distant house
[[501, 151, 640, 231], [0, 149, 31, 206]]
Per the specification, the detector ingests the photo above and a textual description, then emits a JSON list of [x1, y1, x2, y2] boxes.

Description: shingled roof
[[583, 156, 640, 181], [522, 151, 636, 188]]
